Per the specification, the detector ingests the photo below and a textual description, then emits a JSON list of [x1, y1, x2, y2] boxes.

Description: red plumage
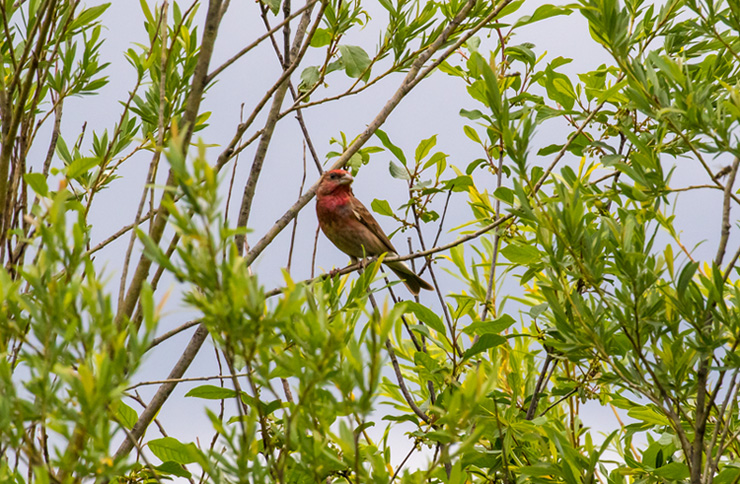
[[316, 169, 433, 295]]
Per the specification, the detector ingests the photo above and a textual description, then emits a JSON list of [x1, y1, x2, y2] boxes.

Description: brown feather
[[316, 169, 432, 295]]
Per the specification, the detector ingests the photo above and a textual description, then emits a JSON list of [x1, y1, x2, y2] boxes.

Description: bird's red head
[[317, 169, 354, 198]]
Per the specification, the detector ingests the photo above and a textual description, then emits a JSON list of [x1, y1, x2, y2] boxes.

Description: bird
[[315, 169, 433, 295]]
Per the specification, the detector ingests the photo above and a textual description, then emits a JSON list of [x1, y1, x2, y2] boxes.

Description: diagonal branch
[[115, 0, 226, 327], [234, 1, 323, 253], [245, 0, 514, 266], [113, 324, 211, 459]]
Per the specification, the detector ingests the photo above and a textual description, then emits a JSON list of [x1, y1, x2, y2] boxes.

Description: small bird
[[316, 169, 433, 295]]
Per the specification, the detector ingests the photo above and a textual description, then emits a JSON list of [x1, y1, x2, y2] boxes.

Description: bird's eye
[[330, 173, 338, 179]]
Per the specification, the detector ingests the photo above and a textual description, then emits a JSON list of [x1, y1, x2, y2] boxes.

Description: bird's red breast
[[314, 169, 433, 294]]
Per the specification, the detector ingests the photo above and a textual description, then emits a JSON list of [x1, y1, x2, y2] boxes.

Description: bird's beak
[[338, 172, 354, 185]]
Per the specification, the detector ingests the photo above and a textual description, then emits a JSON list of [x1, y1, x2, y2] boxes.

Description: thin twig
[[114, 324, 210, 459], [287, 142, 307, 273], [147, 319, 201, 350], [384, 338, 430, 424], [311, 223, 320, 279], [526, 354, 553, 420], [116, 420, 165, 484], [365, 287, 430, 423], [265, 214, 514, 298], [118, 2, 170, 310], [244, 0, 510, 267], [390, 442, 419, 483], [204, 0, 318, 83], [714, 156, 740, 266], [479, 147, 505, 323], [234, 1, 323, 248], [705, 369, 740, 480], [115, 0, 226, 328]]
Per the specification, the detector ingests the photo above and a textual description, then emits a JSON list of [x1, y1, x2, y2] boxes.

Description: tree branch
[[115, 0, 225, 327], [234, 1, 322, 251], [114, 324, 210, 459], [245, 0, 512, 266]]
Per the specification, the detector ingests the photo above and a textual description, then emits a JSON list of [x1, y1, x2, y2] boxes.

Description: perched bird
[[316, 169, 433, 295]]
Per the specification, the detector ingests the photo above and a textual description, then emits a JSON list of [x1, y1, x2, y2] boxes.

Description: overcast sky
[[48, 0, 735, 476]]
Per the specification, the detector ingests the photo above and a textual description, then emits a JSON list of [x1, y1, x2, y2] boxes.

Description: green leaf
[[371, 199, 394, 217], [463, 125, 481, 144], [263, 399, 282, 416], [404, 301, 446, 335], [463, 334, 506, 359], [66, 157, 101, 179], [500, 243, 540, 265], [338, 45, 371, 79], [414, 351, 441, 372], [529, 303, 548, 318], [715, 466, 740, 484], [505, 44, 536, 66], [423, 151, 448, 173], [56, 136, 73, 164], [476, 53, 504, 117], [112, 400, 138, 430], [70, 4, 110, 31], [409, 324, 431, 339], [664, 244, 674, 279], [445, 175, 473, 192], [459, 108, 485, 120], [438, 61, 464, 77], [463, 314, 515, 336], [389, 161, 410, 180], [24, 173, 48, 197], [498, 0, 525, 18], [538, 144, 563, 156], [139, 0, 155, 25], [465, 36, 481, 52], [601, 154, 622, 166], [493, 186, 514, 205], [310, 28, 332, 48], [677, 261, 698, 297], [155, 461, 192, 478], [299, 66, 320, 91], [354, 421, 375, 436], [515, 4, 572, 27], [148, 437, 200, 465], [653, 462, 690, 480], [185, 385, 238, 400], [414, 135, 437, 162], [261, 0, 280, 15], [375, 129, 407, 165], [137, 229, 181, 277], [543, 65, 576, 110], [627, 406, 670, 426]]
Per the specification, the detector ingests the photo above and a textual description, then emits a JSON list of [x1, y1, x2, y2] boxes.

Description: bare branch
[[114, 324, 210, 459], [245, 0, 511, 266], [205, 0, 318, 83], [714, 156, 740, 266], [116, 0, 226, 326], [147, 319, 201, 350], [264, 213, 515, 298], [234, 1, 323, 251]]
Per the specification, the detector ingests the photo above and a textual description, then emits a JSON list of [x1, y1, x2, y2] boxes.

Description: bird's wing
[[350, 197, 398, 254]]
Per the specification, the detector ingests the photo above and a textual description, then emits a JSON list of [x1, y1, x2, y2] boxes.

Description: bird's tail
[[386, 260, 433, 296]]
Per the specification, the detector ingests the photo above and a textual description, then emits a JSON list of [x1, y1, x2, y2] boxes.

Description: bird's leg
[[352, 255, 369, 270], [355, 253, 376, 271], [329, 256, 358, 277]]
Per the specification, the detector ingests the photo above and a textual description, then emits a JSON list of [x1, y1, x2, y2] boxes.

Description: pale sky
[[48, 0, 734, 477]]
